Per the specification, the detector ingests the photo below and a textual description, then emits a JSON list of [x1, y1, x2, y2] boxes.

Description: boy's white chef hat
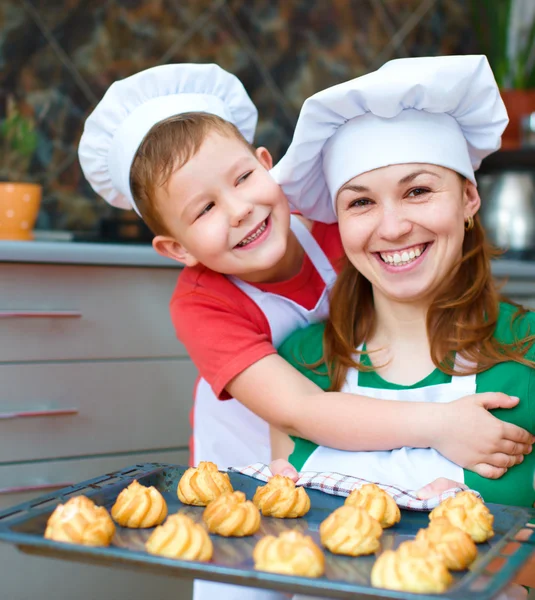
[[271, 55, 508, 223], [78, 63, 258, 214]]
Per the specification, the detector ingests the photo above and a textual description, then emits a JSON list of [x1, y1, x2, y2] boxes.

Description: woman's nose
[[376, 207, 413, 240]]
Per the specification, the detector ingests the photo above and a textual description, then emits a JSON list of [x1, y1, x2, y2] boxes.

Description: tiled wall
[[0, 0, 475, 233]]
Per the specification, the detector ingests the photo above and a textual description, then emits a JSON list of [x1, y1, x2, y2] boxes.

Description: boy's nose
[[228, 198, 253, 226]]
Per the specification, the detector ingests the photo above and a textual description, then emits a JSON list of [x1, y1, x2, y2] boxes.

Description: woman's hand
[[416, 477, 467, 499], [269, 459, 299, 482], [434, 393, 534, 479]]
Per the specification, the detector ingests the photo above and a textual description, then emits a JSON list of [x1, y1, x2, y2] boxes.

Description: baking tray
[[0, 463, 533, 599]]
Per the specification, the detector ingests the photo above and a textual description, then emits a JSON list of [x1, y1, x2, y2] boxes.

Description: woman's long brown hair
[[324, 215, 535, 391]]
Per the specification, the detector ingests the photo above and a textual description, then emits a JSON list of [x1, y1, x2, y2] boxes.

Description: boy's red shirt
[[170, 221, 344, 399]]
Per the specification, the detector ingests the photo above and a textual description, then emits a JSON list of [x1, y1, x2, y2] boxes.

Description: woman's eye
[[348, 198, 372, 209], [407, 187, 430, 197], [197, 202, 215, 219], [237, 171, 253, 185]]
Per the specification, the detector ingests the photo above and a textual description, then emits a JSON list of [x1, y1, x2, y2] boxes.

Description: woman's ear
[[255, 146, 273, 170], [152, 236, 199, 267], [464, 179, 481, 219]]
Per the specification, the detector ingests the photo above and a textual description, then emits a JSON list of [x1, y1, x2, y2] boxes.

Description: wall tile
[[0, 0, 475, 235]]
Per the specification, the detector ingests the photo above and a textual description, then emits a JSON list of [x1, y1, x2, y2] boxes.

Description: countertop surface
[[1, 239, 535, 278], [0, 240, 180, 268]]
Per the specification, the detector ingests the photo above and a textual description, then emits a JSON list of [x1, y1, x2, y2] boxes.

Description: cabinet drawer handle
[[0, 310, 82, 318], [0, 482, 74, 495], [0, 408, 79, 420]]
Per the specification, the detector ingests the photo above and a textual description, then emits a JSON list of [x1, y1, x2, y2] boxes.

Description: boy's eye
[[407, 187, 430, 197], [236, 171, 253, 185], [348, 197, 372, 209], [197, 202, 215, 219]]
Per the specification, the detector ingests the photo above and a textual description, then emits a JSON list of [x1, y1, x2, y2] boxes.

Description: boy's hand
[[269, 459, 299, 482], [435, 393, 534, 479]]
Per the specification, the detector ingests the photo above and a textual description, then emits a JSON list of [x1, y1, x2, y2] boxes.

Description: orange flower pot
[[500, 89, 535, 149], [0, 182, 42, 241]]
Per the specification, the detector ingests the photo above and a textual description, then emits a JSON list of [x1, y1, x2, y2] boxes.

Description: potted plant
[[0, 95, 41, 240], [470, 0, 535, 148]]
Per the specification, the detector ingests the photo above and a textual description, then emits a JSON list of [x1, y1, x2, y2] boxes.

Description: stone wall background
[[0, 0, 476, 234]]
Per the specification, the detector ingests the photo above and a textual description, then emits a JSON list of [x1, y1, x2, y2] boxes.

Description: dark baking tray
[[0, 463, 533, 599]]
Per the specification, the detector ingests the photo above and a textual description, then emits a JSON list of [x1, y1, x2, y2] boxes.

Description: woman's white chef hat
[[78, 63, 258, 214], [271, 55, 508, 223]]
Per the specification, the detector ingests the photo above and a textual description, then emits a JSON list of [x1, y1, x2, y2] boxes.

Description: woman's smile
[[375, 242, 432, 271]]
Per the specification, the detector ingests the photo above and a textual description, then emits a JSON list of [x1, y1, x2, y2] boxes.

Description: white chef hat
[[271, 55, 508, 223], [78, 63, 258, 214]]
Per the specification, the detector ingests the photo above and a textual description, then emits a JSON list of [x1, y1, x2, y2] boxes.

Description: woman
[[271, 54, 535, 509]]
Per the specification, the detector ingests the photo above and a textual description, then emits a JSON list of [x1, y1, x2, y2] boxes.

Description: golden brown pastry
[[416, 517, 478, 570], [111, 480, 167, 528], [145, 514, 213, 561], [177, 461, 233, 507], [253, 531, 325, 577], [429, 491, 494, 543], [203, 491, 260, 537], [345, 484, 401, 529], [371, 544, 452, 594], [253, 475, 310, 518], [395, 539, 444, 563], [45, 495, 115, 547], [319, 505, 382, 556]]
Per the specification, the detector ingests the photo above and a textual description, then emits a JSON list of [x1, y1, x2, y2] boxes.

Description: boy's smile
[[152, 132, 292, 282], [235, 216, 270, 249]]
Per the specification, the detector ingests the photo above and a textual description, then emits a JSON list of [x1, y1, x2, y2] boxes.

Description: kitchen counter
[[0, 240, 180, 268], [2, 240, 535, 276]]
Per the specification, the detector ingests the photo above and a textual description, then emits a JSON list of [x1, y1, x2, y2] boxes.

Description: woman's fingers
[[416, 477, 466, 499], [269, 459, 299, 482]]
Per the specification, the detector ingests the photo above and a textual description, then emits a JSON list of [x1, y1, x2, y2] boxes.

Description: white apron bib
[[192, 215, 337, 468], [301, 350, 476, 489]]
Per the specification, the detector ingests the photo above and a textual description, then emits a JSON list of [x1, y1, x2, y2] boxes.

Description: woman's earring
[[464, 215, 474, 231]]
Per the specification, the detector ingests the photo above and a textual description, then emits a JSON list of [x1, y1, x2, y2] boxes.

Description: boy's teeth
[[380, 244, 426, 266], [237, 220, 267, 247]]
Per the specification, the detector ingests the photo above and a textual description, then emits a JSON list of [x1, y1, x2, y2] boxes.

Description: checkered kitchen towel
[[228, 463, 481, 512]]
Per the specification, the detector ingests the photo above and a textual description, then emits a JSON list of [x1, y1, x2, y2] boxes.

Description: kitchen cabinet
[[493, 259, 535, 308], [0, 451, 193, 600], [0, 249, 196, 600]]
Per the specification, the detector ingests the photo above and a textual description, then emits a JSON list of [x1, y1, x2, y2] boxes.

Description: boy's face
[[152, 132, 291, 281]]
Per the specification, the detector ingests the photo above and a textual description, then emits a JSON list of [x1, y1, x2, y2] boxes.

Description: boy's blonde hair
[[130, 112, 256, 235]]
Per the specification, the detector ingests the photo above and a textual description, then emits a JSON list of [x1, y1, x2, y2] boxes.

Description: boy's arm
[[227, 353, 534, 479], [171, 284, 533, 478]]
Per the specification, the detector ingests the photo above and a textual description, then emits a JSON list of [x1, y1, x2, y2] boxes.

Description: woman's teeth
[[380, 244, 426, 266], [236, 219, 267, 247]]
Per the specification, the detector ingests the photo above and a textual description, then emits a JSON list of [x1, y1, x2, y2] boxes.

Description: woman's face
[[335, 163, 481, 305]]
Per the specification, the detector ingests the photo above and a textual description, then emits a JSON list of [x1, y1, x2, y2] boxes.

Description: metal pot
[[477, 171, 535, 253]]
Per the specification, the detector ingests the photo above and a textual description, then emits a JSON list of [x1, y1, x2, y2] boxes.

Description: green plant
[[470, 0, 535, 89], [0, 96, 39, 183]]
